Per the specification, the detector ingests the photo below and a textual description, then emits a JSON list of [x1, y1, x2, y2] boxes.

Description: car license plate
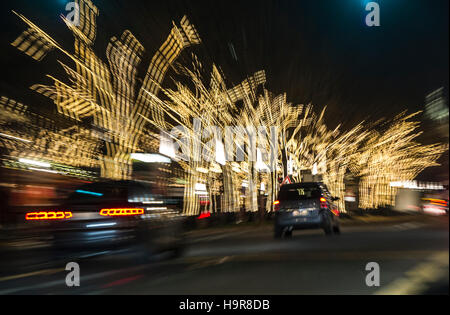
[[293, 210, 308, 216]]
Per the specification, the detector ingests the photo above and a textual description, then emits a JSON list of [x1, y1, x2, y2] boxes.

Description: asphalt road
[[0, 216, 448, 295]]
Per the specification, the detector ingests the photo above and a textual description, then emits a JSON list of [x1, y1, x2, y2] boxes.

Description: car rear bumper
[[52, 227, 138, 249], [49, 218, 141, 251], [275, 215, 323, 230]]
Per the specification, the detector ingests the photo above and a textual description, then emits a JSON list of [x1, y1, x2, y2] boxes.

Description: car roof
[[79, 180, 151, 187]]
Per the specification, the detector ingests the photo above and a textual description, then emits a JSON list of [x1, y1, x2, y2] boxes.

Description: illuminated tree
[[0, 96, 100, 179], [284, 106, 369, 212], [352, 112, 447, 209], [144, 58, 267, 215], [12, 0, 200, 179], [247, 90, 307, 212]]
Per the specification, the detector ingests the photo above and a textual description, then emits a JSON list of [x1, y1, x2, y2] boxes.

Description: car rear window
[[67, 181, 160, 205], [278, 185, 322, 200], [67, 182, 129, 205]]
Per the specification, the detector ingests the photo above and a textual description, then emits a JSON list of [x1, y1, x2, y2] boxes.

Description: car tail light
[[429, 199, 448, 206], [197, 212, 211, 220], [273, 200, 280, 211], [331, 209, 340, 216], [26, 211, 73, 221], [100, 208, 144, 217], [320, 197, 328, 209]]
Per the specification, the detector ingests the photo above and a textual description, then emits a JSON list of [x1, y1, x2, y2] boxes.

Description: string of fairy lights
[[0, 0, 447, 214]]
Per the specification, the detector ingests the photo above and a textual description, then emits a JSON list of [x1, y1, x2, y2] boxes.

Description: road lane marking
[[0, 268, 64, 282], [188, 230, 254, 244], [374, 251, 449, 295], [181, 250, 444, 264], [102, 274, 144, 289], [389, 222, 425, 231], [0, 264, 150, 295], [186, 256, 232, 271]]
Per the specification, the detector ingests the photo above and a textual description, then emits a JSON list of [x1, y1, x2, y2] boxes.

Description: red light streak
[[197, 212, 211, 220], [26, 211, 73, 220], [99, 208, 144, 217]]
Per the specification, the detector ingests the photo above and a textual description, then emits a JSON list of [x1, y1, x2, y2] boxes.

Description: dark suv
[[273, 182, 341, 238]]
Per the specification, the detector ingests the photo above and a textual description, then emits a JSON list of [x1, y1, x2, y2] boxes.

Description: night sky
[[0, 0, 448, 130]]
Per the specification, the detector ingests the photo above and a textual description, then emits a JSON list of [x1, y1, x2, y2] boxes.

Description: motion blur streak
[[102, 275, 144, 289], [0, 0, 448, 296]]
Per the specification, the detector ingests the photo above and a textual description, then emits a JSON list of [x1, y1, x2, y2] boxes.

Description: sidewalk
[[340, 214, 428, 225]]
